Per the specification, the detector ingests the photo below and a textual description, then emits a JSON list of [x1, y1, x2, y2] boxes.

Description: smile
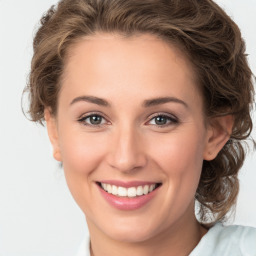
[[100, 183, 160, 197], [97, 181, 162, 210]]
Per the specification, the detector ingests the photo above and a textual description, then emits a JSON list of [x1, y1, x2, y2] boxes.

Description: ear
[[44, 108, 62, 162], [203, 115, 233, 161]]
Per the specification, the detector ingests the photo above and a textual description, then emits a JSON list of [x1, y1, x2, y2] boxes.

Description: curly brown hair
[[26, 0, 254, 224]]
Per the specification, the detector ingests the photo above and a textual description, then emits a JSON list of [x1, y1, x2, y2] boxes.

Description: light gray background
[[0, 0, 255, 255]]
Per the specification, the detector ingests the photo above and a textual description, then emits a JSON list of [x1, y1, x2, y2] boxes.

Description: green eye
[[78, 114, 107, 126], [148, 114, 178, 126], [89, 115, 103, 125], [154, 116, 168, 125]]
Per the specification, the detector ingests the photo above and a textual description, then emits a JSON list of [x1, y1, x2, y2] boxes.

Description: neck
[[87, 207, 208, 256]]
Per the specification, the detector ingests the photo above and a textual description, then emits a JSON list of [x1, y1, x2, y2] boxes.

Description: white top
[[189, 223, 256, 256], [76, 223, 256, 256]]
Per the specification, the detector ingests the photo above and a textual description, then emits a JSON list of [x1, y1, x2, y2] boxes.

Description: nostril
[[107, 154, 148, 173]]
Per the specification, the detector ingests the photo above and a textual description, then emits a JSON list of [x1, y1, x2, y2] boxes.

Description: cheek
[[151, 129, 205, 169], [57, 125, 108, 204], [148, 128, 206, 194], [58, 127, 110, 211], [147, 129, 206, 223], [59, 127, 108, 175]]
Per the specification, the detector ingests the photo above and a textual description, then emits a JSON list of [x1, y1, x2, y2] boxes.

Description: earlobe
[[44, 108, 62, 162], [204, 115, 233, 161]]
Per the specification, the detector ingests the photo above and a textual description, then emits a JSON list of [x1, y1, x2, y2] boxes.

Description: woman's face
[[47, 33, 214, 242]]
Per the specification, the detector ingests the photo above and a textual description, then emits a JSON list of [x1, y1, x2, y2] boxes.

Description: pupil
[[90, 115, 102, 125], [155, 116, 167, 125]]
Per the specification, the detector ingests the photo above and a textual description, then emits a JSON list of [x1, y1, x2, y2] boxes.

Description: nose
[[107, 126, 147, 173]]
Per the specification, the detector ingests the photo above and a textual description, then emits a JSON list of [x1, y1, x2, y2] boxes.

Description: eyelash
[[147, 113, 178, 128], [77, 112, 179, 128], [78, 112, 108, 127]]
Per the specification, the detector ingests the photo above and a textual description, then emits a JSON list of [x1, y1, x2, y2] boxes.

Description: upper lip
[[97, 180, 161, 188]]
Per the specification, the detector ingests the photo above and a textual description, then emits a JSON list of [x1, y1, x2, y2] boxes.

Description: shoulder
[[214, 223, 256, 244], [190, 223, 256, 256]]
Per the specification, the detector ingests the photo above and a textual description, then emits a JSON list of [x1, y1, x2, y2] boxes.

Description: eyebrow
[[70, 95, 188, 108], [143, 97, 188, 108], [70, 96, 110, 107]]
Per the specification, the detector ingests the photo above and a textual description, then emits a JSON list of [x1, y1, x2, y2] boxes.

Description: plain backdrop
[[0, 0, 255, 255]]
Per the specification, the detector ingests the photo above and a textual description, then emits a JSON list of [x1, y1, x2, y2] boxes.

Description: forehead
[[60, 33, 201, 109], [65, 33, 196, 79]]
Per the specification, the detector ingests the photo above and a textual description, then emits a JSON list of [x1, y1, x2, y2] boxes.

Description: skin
[[45, 33, 232, 256]]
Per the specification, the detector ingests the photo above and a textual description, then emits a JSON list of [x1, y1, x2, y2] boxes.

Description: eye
[[148, 114, 178, 127], [78, 114, 108, 126]]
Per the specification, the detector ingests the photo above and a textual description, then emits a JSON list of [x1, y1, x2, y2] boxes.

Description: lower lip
[[98, 185, 159, 211]]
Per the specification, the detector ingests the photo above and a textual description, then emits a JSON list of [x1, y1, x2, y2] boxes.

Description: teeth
[[143, 185, 149, 194], [101, 183, 158, 197], [127, 187, 136, 197], [112, 185, 118, 195], [102, 183, 107, 190], [149, 184, 156, 192], [136, 186, 143, 196], [118, 187, 127, 197], [107, 184, 112, 193]]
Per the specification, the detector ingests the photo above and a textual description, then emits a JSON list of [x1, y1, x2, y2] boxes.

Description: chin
[[99, 216, 162, 243], [106, 228, 155, 243]]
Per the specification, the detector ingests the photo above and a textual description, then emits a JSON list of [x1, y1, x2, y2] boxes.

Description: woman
[[27, 0, 256, 255]]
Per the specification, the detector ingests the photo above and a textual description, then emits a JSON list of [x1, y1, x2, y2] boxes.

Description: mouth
[[96, 182, 162, 198]]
